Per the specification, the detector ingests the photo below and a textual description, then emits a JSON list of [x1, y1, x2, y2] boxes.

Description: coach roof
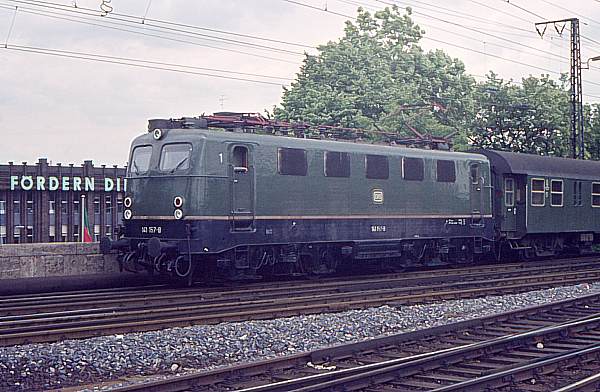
[[477, 150, 600, 180]]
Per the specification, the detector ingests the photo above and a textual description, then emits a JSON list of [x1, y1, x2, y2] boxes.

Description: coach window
[[592, 182, 600, 207], [365, 155, 389, 179], [550, 179, 563, 207], [531, 178, 545, 206], [130, 145, 152, 176], [160, 143, 192, 172], [325, 151, 350, 177], [436, 160, 456, 183], [232, 146, 248, 171], [505, 178, 515, 207], [278, 148, 307, 176], [402, 157, 424, 181]]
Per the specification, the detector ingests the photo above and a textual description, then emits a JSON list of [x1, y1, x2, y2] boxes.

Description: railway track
[[2, 257, 600, 346], [107, 291, 600, 392]]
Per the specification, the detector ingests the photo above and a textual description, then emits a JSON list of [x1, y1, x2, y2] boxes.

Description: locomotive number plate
[[141, 226, 162, 234]]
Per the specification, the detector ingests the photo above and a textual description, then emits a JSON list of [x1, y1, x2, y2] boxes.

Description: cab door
[[229, 144, 255, 231], [503, 176, 517, 232]]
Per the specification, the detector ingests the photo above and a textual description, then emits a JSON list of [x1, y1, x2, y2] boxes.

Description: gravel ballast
[[2, 282, 600, 391]]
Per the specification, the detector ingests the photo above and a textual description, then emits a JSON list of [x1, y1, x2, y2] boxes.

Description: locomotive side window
[[550, 179, 563, 207], [130, 145, 152, 176], [470, 164, 480, 184], [365, 155, 389, 179], [402, 157, 424, 181], [160, 143, 192, 172], [531, 178, 545, 206], [592, 182, 600, 207], [232, 146, 248, 171], [324, 151, 350, 177], [436, 160, 456, 183], [278, 148, 307, 176], [504, 178, 515, 207]]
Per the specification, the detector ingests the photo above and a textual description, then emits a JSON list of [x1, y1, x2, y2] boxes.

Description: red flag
[[81, 196, 93, 242]]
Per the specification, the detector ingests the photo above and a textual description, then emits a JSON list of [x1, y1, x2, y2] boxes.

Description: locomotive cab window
[[130, 145, 152, 176], [550, 179, 563, 207], [232, 146, 248, 172], [436, 160, 456, 183], [531, 178, 545, 206], [278, 148, 307, 176], [470, 164, 480, 184], [324, 151, 350, 177], [402, 157, 424, 181], [160, 143, 192, 173], [592, 182, 600, 207], [365, 155, 389, 179], [505, 178, 515, 207]]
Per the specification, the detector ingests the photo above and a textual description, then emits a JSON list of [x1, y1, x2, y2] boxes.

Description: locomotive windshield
[[130, 145, 152, 176], [160, 143, 192, 173]]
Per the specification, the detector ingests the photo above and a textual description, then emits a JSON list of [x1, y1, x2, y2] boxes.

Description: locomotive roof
[[477, 150, 600, 180], [138, 128, 488, 162]]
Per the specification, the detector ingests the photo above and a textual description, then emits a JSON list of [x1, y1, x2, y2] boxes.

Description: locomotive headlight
[[152, 128, 163, 140], [173, 196, 184, 208], [123, 209, 132, 220], [174, 209, 183, 220], [124, 196, 132, 208]]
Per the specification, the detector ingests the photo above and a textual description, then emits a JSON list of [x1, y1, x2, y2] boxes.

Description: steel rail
[[104, 292, 600, 392], [2, 268, 600, 346]]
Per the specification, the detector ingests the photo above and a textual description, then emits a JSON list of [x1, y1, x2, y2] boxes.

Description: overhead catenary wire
[[2, 44, 288, 86], [11, 0, 314, 49], [0, 1, 306, 58]]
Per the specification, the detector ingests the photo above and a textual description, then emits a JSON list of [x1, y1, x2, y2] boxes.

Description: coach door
[[469, 163, 484, 226], [503, 176, 517, 232], [230, 145, 255, 231]]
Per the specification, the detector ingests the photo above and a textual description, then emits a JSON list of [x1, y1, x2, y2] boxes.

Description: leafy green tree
[[584, 103, 600, 160], [275, 6, 476, 147], [469, 73, 570, 156]]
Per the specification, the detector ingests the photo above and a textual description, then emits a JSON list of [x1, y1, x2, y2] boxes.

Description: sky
[[2, 0, 600, 166]]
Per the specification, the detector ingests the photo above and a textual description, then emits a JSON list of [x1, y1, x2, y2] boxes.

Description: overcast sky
[[2, 0, 600, 166]]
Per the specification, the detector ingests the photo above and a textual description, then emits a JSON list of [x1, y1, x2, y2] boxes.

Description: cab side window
[[278, 148, 307, 176]]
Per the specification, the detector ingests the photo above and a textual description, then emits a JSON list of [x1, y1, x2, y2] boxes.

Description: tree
[[274, 6, 476, 147], [469, 73, 570, 156]]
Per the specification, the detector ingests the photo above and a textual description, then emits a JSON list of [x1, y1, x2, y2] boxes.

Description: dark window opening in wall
[[0, 225, 6, 244], [436, 160, 456, 183], [13, 200, 21, 225], [0, 200, 6, 214], [117, 197, 123, 214], [106, 225, 112, 239], [13, 226, 22, 244], [61, 224, 68, 242], [26, 226, 33, 243], [365, 155, 389, 180], [26, 193, 34, 214], [402, 158, 424, 181], [73, 199, 80, 214], [105, 195, 112, 216], [324, 151, 351, 178], [94, 197, 101, 215], [61, 200, 68, 214], [278, 148, 307, 176], [49, 200, 55, 215], [94, 225, 100, 242], [73, 225, 79, 241], [49, 225, 56, 242]]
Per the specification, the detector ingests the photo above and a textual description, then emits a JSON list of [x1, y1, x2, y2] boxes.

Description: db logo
[[372, 189, 384, 204]]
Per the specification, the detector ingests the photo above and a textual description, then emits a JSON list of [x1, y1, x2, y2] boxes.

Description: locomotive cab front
[[101, 118, 225, 283]]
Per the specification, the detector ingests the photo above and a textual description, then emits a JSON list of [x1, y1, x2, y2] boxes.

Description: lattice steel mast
[[535, 18, 584, 159]]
